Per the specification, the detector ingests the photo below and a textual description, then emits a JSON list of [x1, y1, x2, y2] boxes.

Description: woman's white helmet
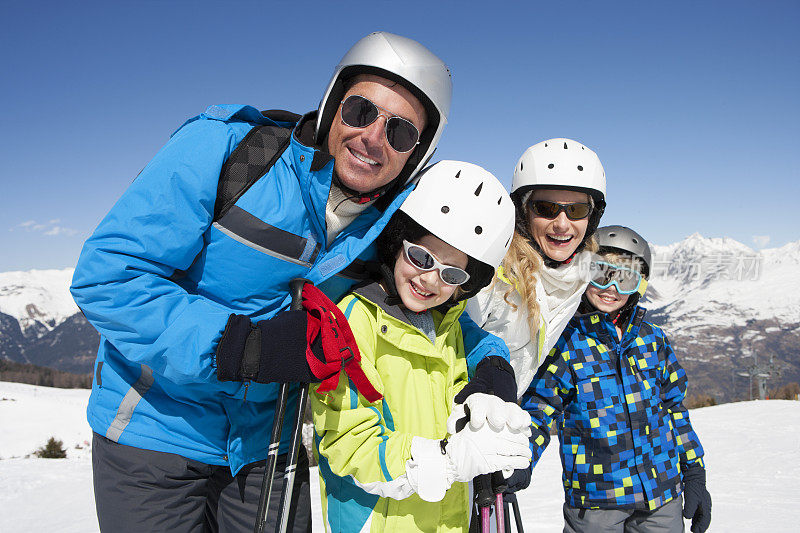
[[511, 138, 607, 239], [399, 160, 515, 269], [316, 32, 453, 186]]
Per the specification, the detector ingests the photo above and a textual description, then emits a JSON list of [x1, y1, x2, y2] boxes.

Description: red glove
[[301, 284, 382, 403]]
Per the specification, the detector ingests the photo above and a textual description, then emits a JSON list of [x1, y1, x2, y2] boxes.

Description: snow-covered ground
[[1, 381, 798, 532]]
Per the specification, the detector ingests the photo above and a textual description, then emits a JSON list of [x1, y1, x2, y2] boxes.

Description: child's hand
[[447, 393, 532, 436], [455, 356, 517, 403]]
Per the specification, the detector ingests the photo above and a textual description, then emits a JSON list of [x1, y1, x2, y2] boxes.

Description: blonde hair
[[498, 197, 598, 344]]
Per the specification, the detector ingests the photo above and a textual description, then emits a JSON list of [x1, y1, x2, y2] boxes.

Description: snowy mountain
[[644, 234, 800, 402], [0, 269, 78, 336], [0, 235, 798, 401], [2, 381, 798, 532]]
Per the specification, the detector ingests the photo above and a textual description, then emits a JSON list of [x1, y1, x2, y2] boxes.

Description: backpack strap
[[213, 110, 299, 222]]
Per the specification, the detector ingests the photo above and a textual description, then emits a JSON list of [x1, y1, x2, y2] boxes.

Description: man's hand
[[215, 310, 323, 384]]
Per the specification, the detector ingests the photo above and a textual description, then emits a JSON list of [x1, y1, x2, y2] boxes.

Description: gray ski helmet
[[596, 225, 652, 277], [315, 32, 453, 185]]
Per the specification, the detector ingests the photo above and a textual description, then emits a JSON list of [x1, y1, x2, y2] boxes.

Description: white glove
[[406, 423, 531, 503], [445, 420, 532, 482], [447, 393, 532, 435]]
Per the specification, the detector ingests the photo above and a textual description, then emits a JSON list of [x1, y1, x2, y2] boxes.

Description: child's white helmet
[[511, 138, 607, 239], [399, 160, 514, 269]]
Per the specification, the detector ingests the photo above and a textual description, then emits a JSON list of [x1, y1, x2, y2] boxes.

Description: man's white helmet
[[511, 138, 607, 239], [399, 160, 514, 269], [316, 32, 453, 186]]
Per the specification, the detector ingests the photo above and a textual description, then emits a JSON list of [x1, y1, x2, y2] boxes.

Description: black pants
[[92, 433, 312, 533]]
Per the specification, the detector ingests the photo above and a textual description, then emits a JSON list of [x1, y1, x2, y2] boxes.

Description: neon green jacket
[[312, 282, 471, 532]]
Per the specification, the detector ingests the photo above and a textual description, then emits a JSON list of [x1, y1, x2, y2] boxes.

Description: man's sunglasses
[[589, 261, 643, 295], [529, 200, 592, 221], [340, 95, 421, 153], [402, 240, 470, 286]]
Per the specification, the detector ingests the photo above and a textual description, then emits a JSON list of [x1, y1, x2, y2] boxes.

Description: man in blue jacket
[[71, 32, 512, 532]]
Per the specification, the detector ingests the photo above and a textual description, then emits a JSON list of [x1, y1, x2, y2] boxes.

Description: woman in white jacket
[[466, 139, 607, 396]]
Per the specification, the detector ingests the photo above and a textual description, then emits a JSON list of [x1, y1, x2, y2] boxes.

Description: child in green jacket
[[312, 161, 532, 532]]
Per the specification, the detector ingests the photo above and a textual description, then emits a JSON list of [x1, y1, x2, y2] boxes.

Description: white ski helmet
[[511, 138, 607, 239], [399, 160, 515, 269], [316, 32, 453, 186]]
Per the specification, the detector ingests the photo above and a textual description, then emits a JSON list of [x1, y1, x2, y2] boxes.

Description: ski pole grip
[[289, 278, 310, 311]]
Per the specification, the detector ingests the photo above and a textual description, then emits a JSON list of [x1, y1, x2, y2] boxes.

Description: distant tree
[[769, 382, 800, 400], [34, 437, 67, 459], [686, 393, 717, 409]]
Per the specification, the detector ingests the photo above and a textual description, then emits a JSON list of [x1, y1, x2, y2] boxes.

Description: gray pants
[[92, 433, 311, 533], [563, 495, 684, 533]]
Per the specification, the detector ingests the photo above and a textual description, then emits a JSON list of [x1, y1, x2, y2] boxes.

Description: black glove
[[501, 463, 532, 494], [215, 312, 324, 384], [455, 356, 517, 404], [682, 463, 711, 533]]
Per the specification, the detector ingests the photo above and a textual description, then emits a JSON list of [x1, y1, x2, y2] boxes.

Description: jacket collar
[[571, 305, 647, 347], [352, 281, 466, 333]]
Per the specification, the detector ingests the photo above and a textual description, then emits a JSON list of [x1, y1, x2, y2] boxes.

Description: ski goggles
[[529, 199, 592, 221], [340, 95, 421, 153], [402, 240, 470, 286], [589, 261, 645, 295]]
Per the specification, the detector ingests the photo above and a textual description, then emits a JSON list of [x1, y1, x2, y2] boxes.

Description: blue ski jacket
[[71, 105, 507, 475], [521, 306, 704, 511]]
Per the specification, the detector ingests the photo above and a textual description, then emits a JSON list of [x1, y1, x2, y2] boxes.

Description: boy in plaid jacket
[[520, 226, 711, 533]]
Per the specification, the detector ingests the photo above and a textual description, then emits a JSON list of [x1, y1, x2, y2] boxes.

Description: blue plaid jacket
[[521, 306, 704, 510]]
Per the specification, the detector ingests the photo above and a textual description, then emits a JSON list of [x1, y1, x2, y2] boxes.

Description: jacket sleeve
[[459, 310, 510, 378], [520, 338, 576, 466], [70, 118, 240, 385], [658, 330, 705, 468], [312, 295, 416, 500]]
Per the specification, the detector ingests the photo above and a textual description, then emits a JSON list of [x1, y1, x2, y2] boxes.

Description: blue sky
[[1, 0, 798, 271]]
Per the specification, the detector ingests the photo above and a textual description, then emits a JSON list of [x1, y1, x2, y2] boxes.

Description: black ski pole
[[508, 492, 524, 533], [274, 278, 313, 533], [254, 278, 308, 533]]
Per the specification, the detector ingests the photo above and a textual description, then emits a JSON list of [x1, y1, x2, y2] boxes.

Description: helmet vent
[[609, 233, 617, 237], [497, 196, 502, 205], [455, 170, 461, 179], [632, 238, 639, 244], [564, 142, 568, 149], [474, 182, 483, 196], [475, 226, 483, 235], [544, 143, 548, 147], [505, 236, 511, 247], [441, 206, 450, 214], [520, 161, 524, 170], [548, 163, 555, 169], [577, 165, 584, 171]]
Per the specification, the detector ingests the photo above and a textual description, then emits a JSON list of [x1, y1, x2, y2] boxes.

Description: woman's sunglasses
[[529, 199, 592, 221], [589, 261, 643, 295], [340, 95, 421, 153], [402, 240, 470, 286]]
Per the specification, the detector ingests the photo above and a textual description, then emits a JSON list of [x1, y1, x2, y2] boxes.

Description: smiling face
[[527, 189, 590, 262], [585, 283, 629, 314], [393, 234, 467, 313], [327, 74, 427, 194]]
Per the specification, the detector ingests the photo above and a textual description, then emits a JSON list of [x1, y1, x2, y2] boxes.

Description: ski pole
[[495, 493, 505, 532], [254, 278, 308, 533], [491, 470, 507, 533], [274, 278, 313, 533], [507, 492, 524, 533], [473, 473, 494, 532]]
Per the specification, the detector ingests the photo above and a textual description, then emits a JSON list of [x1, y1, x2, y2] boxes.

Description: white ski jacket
[[466, 251, 592, 396]]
